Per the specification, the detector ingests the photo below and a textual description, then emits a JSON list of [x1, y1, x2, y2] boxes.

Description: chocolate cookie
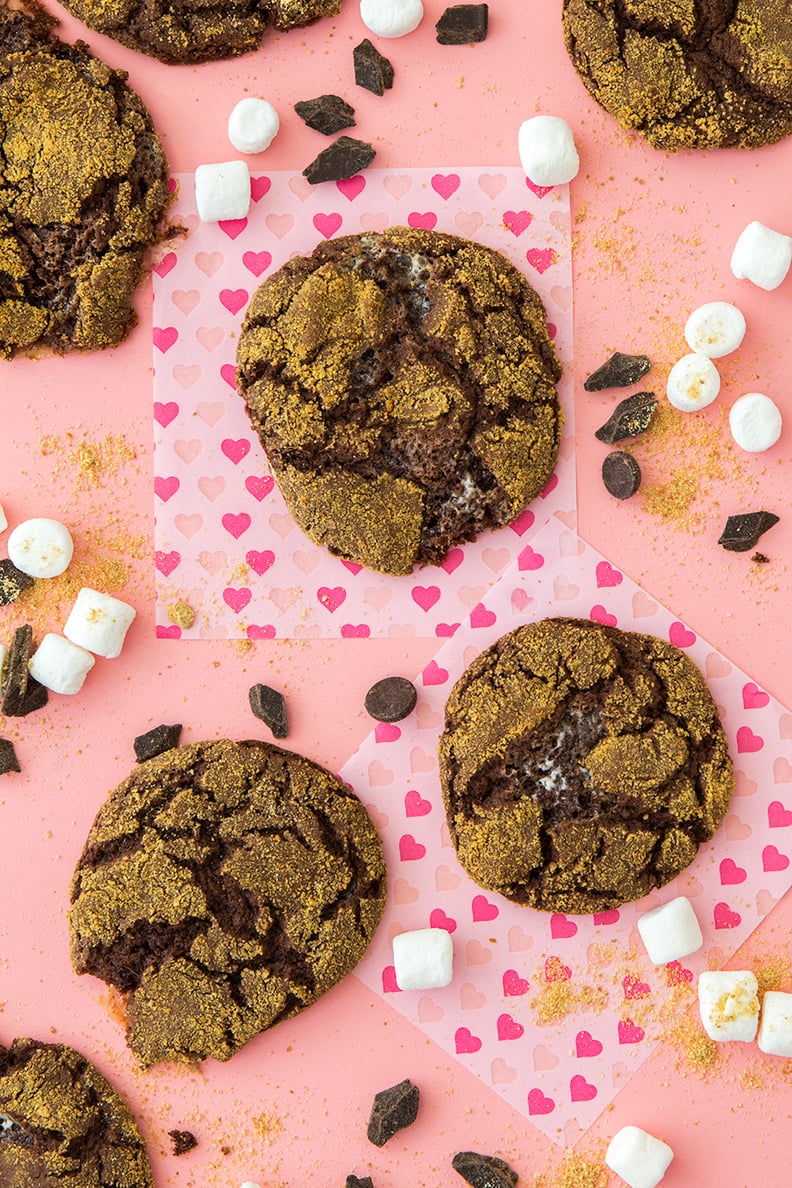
[[236, 227, 562, 576], [439, 618, 734, 914], [0, 0, 173, 358], [69, 739, 386, 1065], [58, 0, 340, 64], [563, 0, 792, 151], [0, 1037, 154, 1187]]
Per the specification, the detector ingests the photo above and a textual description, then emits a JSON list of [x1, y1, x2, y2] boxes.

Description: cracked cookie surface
[[0, 0, 172, 357], [0, 1038, 153, 1187], [236, 227, 562, 576], [563, 0, 792, 150], [68, 739, 387, 1065], [439, 618, 734, 914]]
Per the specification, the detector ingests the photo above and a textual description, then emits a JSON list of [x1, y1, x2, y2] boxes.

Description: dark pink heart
[[220, 363, 237, 389], [440, 548, 464, 574], [422, 659, 449, 686], [382, 964, 399, 993], [497, 1013, 523, 1041], [218, 218, 248, 239], [525, 247, 556, 274], [430, 908, 457, 933], [596, 560, 623, 588], [590, 604, 617, 627], [313, 212, 342, 239], [455, 1027, 482, 1055], [517, 544, 544, 571], [404, 789, 431, 817], [472, 894, 499, 922], [220, 288, 249, 315], [436, 622, 460, 637], [503, 209, 533, 236], [154, 475, 179, 502], [242, 250, 272, 277], [221, 437, 251, 464], [341, 623, 371, 638], [527, 1088, 555, 1115], [593, 910, 620, 925], [412, 585, 441, 612], [742, 680, 770, 709], [623, 975, 650, 999], [509, 508, 536, 536], [502, 969, 530, 997], [336, 175, 366, 201], [221, 512, 251, 539], [250, 175, 271, 202], [736, 725, 763, 753], [223, 587, 251, 613], [154, 400, 179, 427], [156, 624, 182, 639], [719, 857, 747, 884], [470, 603, 496, 628], [317, 585, 346, 612], [247, 624, 276, 639], [617, 1019, 645, 1044], [762, 844, 790, 872], [431, 172, 460, 200], [153, 326, 178, 353], [245, 475, 274, 501], [569, 1074, 597, 1102], [399, 834, 426, 861], [669, 621, 696, 648], [550, 913, 577, 939], [768, 800, 792, 827], [713, 901, 741, 929], [245, 549, 275, 576], [575, 1030, 603, 1057], [407, 211, 438, 230], [155, 549, 181, 576], [341, 560, 364, 575], [153, 252, 177, 277], [540, 472, 559, 499], [525, 177, 554, 198]]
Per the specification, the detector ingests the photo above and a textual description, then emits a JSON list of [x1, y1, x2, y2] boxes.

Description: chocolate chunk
[[366, 1079, 419, 1146], [249, 683, 288, 738], [594, 391, 657, 443], [0, 738, 21, 775], [0, 559, 35, 606], [295, 94, 356, 135], [364, 677, 417, 723], [134, 723, 183, 762], [452, 1151, 519, 1188], [303, 136, 376, 184], [584, 352, 651, 391], [718, 511, 780, 553], [346, 1177, 374, 1188], [436, 4, 489, 43], [601, 451, 642, 500], [2, 625, 48, 718], [168, 1129, 197, 1155], [354, 38, 394, 95], [752, 552, 770, 564]]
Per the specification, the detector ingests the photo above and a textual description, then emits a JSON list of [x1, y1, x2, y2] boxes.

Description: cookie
[[69, 738, 387, 1065], [58, 0, 340, 64], [439, 618, 734, 914], [562, 0, 792, 151], [0, 0, 172, 358], [236, 227, 562, 576], [0, 1037, 154, 1187]]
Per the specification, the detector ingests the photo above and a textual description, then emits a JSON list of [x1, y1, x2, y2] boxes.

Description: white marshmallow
[[729, 392, 782, 452], [195, 161, 251, 222], [637, 896, 703, 966], [518, 115, 579, 186], [758, 991, 792, 1058], [666, 353, 720, 412], [240, 1183, 263, 1188], [228, 98, 280, 154], [63, 588, 136, 659], [393, 927, 453, 990], [359, 0, 423, 38], [605, 1126, 674, 1188], [0, 501, 7, 532], [28, 633, 95, 695], [7, 517, 73, 578], [698, 970, 759, 1042], [684, 301, 746, 358], [730, 221, 792, 291]]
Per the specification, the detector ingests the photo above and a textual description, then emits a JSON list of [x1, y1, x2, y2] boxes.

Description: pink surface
[[3, 1, 792, 1186]]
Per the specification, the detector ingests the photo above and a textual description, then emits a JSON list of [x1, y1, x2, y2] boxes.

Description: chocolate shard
[[584, 352, 651, 392], [752, 552, 770, 564], [364, 676, 417, 723], [0, 558, 35, 606], [718, 511, 779, 552], [436, 4, 489, 44], [168, 1129, 197, 1155], [294, 94, 356, 135], [249, 683, 288, 738], [452, 1151, 519, 1188], [353, 38, 394, 95], [594, 391, 657, 443], [366, 1079, 419, 1146], [134, 723, 183, 762], [303, 136, 376, 184], [601, 450, 641, 500], [0, 738, 21, 775], [1, 625, 48, 717], [346, 1177, 374, 1188]]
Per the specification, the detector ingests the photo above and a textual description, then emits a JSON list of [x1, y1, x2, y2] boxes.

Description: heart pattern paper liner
[[342, 511, 792, 1146], [152, 167, 574, 639]]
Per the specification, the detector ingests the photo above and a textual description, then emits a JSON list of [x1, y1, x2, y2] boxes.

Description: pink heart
[[502, 969, 530, 996], [455, 1027, 482, 1055], [218, 218, 248, 239], [154, 475, 179, 502], [250, 175, 271, 202], [517, 545, 544, 571], [593, 910, 620, 925], [550, 913, 577, 939], [422, 659, 449, 686], [768, 800, 792, 827], [525, 178, 554, 198], [154, 401, 179, 427], [155, 549, 181, 576], [436, 622, 460, 637], [497, 1013, 523, 1041], [623, 974, 650, 999], [525, 248, 556, 274], [429, 908, 457, 933], [220, 288, 249, 315], [589, 605, 617, 627], [617, 1019, 645, 1044], [669, 621, 696, 648], [341, 623, 371, 638], [540, 472, 559, 498], [156, 624, 182, 639], [665, 961, 693, 986], [153, 251, 177, 277], [195, 251, 224, 277], [220, 363, 237, 389], [509, 508, 535, 536], [742, 680, 770, 709], [340, 560, 363, 575], [503, 210, 533, 236], [596, 560, 623, 588], [222, 512, 251, 539], [318, 586, 346, 612], [431, 172, 461, 200], [153, 326, 178, 353], [412, 585, 441, 612], [527, 1088, 555, 1115], [440, 548, 464, 574], [575, 1030, 603, 1057], [544, 956, 572, 982], [382, 965, 399, 993], [737, 725, 764, 753], [569, 1074, 597, 1102], [470, 603, 496, 628], [223, 587, 251, 613], [375, 722, 401, 742], [247, 624, 276, 639], [313, 212, 343, 239], [221, 437, 251, 464], [242, 250, 272, 277], [336, 174, 366, 201], [472, 894, 499, 922], [719, 857, 747, 885], [245, 549, 275, 575], [762, 844, 789, 872], [407, 212, 438, 230], [405, 789, 431, 817], [245, 475, 274, 501], [713, 901, 741, 929], [399, 833, 426, 861]]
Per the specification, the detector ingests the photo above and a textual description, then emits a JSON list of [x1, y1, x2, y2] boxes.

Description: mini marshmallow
[[637, 896, 703, 966], [63, 588, 136, 659], [228, 98, 280, 154], [195, 161, 251, 222], [684, 301, 746, 358], [28, 633, 95, 695], [730, 220, 792, 291], [7, 517, 73, 578], [393, 927, 453, 990], [698, 970, 759, 1042], [605, 1126, 674, 1188], [0, 501, 6, 532], [360, 0, 423, 38], [729, 392, 782, 452], [518, 115, 579, 187], [758, 990, 792, 1057], [665, 353, 720, 412]]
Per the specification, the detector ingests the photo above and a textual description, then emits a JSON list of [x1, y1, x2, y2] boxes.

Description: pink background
[[3, 1, 792, 1186]]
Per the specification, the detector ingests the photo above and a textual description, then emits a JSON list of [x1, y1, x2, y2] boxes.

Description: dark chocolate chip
[[1, 625, 48, 718], [249, 683, 288, 738], [436, 4, 489, 44], [346, 1178, 374, 1188], [601, 451, 642, 500], [134, 723, 183, 763], [0, 738, 21, 775], [364, 676, 417, 723], [594, 391, 657, 443], [366, 1079, 419, 1146], [452, 1151, 519, 1188], [584, 352, 651, 391], [168, 1130, 197, 1156], [294, 94, 356, 135], [752, 552, 770, 564], [354, 39, 394, 95], [0, 558, 35, 606], [718, 511, 779, 552], [303, 137, 376, 184]]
